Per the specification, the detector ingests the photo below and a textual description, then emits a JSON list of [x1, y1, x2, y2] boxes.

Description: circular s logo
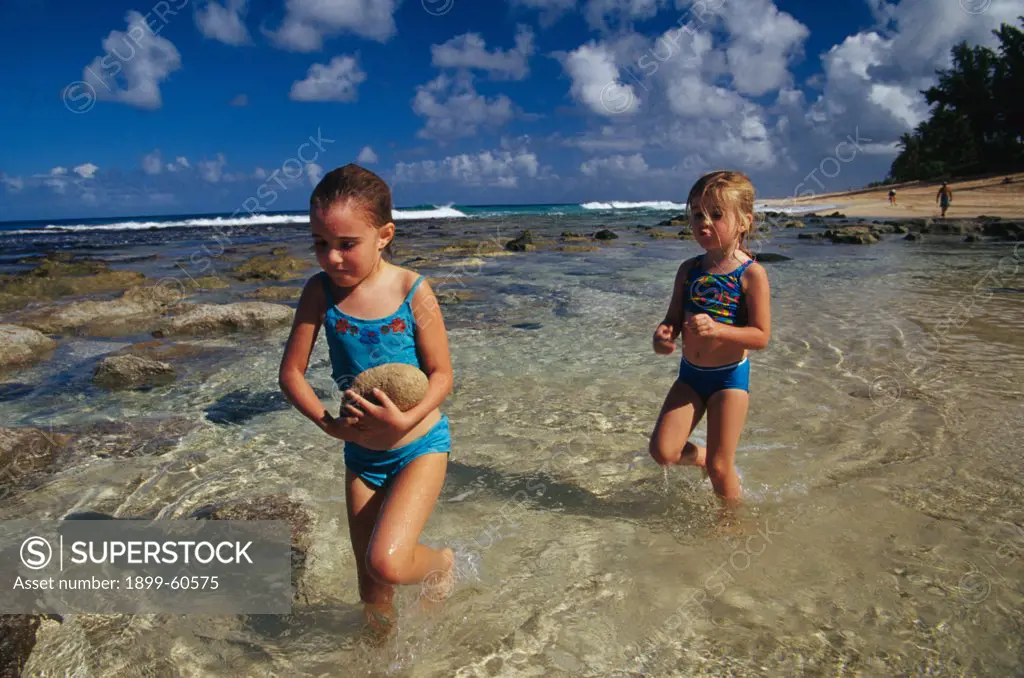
[[21, 536, 52, 570], [63, 81, 96, 114]]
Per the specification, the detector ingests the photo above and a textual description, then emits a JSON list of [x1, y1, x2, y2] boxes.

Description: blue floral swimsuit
[[320, 271, 451, 488]]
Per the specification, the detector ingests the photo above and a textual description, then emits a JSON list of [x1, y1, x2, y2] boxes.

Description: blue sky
[[0, 0, 1020, 221]]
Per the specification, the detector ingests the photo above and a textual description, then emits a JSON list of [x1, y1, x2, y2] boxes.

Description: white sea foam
[[2, 206, 470, 235], [392, 206, 468, 219], [580, 200, 688, 211]]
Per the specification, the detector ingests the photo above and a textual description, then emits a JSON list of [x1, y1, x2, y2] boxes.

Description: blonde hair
[[686, 170, 756, 258]]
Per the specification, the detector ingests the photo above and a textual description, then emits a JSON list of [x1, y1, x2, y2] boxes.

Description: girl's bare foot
[[420, 547, 455, 606], [361, 602, 396, 646], [680, 441, 707, 468]]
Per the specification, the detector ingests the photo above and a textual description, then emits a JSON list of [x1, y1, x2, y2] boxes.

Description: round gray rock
[[0, 325, 57, 368], [159, 302, 293, 336], [93, 354, 177, 390]]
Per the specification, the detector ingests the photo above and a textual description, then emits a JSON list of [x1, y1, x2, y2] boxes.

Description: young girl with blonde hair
[[649, 170, 772, 506]]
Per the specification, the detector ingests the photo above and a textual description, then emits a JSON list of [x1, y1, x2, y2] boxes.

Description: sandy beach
[[763, 172, 1024, 219]]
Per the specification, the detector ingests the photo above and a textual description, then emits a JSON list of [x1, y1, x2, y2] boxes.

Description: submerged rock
[[56, 417, 200, 460], [657, 214, 688, 226], [0, 427, 71, 497], [784, 220, 805, 228], [824, 226, 880, 244], [753, 253, 793, 263], [0, 614, 43, 678], [593, 229, 618, 240], [231, 253, 309, 281], [190, 494, 314, 603], [981, 220, 1024, 241], [0, 325, 57, 369], [504, 230, 535, 252], [349, 363, 428, 412], [0, 253, 148, 315], [798, 232, 824, 241], [157, 302, 292, 336], [11, 284, 186, 335], [92, 354, 177, 391], [246, 286, 303, 301]]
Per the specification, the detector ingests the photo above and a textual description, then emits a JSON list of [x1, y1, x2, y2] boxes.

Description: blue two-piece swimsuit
[[320, 271, 451, 488], [678, 255, 753, 401]]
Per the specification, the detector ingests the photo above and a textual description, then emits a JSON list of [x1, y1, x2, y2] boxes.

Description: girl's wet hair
[[686, 170, 756, 258], [310, 163, 394, 258]]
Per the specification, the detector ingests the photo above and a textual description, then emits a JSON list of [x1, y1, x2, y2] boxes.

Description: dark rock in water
[[678, 227, 693, 239], [798, 232, 824, 240], [893, 225, 909, 234], [205, 389, 293, 425], [635, 224, 653, 230], [981, 220, 1024, 241], [753, 253, 793, 263], [560, 231, 588, 240], [904, 232, 921, 241], [0, 614, 43, 678], [964, 234, 980, 243], [593, 229, 618, 240], [63, 511, 119, 520], [827, 211, 847, 218], [658, 214, 688, 227], [191, 494, 314, 603], [824, 226, 880, 244], [511, 322, 543, 330], [0, 383, 34, 403], [976, 215, 1001, 222], [93, 354, 177, 391], [504, 230, 535, 252]]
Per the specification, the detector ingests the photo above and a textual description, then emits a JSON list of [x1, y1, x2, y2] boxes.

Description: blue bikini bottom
[[344, 415, 451, 489], [677, 357, 750, 402]]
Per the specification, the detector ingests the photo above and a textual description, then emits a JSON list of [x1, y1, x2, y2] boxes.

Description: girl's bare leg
[[704, 389, 749, 505], [649, 380, 707, 467], [365, 453, 452, 596], [346, 470, 395, 636]]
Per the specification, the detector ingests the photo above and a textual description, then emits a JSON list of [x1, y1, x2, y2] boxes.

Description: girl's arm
[[660, 258, 694, 336], [278, 276, 360, 439], [404, 279, 454, 427], [705, 262, 772, 350]]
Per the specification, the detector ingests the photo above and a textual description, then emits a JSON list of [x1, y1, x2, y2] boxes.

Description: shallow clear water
[[2, 217, 1023, 677]]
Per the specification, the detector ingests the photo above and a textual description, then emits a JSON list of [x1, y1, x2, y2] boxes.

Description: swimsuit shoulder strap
[[319, 271, 336, 306], [403, 275, 426, 305]]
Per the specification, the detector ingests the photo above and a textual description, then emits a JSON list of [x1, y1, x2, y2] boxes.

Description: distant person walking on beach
[[937, 182, 953, 217], [649, 170, 772, 512], [278, 164, 458, 636], [888, 188, 897, 206]]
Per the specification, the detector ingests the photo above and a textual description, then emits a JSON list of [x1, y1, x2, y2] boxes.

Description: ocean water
[[1, 206, 1022, 677]]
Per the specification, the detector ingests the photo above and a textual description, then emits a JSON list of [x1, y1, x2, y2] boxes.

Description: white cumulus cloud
[[412, 73, 515, 141], [82, 11, 182, 110], [267, 0, 398, 51], [431, 26, 535, 80], [290, 56, 367, 102], [196, 0, 251, 46], [357, 146, 379, 164]]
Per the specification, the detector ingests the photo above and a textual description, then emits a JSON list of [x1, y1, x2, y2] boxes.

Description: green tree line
[[885, 17, 1023, 183]]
